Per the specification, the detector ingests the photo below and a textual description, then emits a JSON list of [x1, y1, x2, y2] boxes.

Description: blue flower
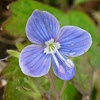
[[19, 9, 92, 80]]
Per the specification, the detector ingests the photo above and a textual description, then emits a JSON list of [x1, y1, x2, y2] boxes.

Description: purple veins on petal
[[19, 44, 51, 77], [20, 47, 44, 63], [52, 50, 75, 80], [26, 9, 60, 45], [57, 26, 92, 57], [19, 9, 92, 80]]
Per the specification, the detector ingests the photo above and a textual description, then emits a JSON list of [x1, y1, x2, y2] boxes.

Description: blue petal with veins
[[19, 9, 92, 80]]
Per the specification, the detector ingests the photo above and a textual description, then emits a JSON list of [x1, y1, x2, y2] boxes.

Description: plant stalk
[[59, 81, 67, 96], [47, 72, 60, 100]]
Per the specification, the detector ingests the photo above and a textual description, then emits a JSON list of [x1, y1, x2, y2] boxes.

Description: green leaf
[[4, 79, 30, 100], [3, 0, 63, 37], [3, 0, 100, 69], [60, 10, 100, 43], [72, 54, 93, 96], [1, 57, 25, 79], [55, 79, 79, 100], [75, 0, 95, 6], [59, 10, 100, 68], [3, 0, 99, 43], [16, 43, 25, 52], [7, 50, 20, 58], [17, 87, 41, 99], [2, 0, 100, 98], [4, 0, 100, 67], [88, 42, 100, 68], [24, 77, 41, 96]]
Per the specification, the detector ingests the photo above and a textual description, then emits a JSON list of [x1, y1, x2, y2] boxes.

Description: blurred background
[[0, 0, 100, 100]]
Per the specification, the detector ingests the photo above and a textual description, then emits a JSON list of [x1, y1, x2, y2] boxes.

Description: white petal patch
[[44, 38, 61, 54], [52, 49, 75, 75], [65, 59, 75, 68], [43, 58, 48, 65]]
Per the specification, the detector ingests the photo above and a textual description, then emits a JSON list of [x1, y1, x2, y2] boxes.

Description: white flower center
[[44, 39, 75, 75], [44, 38, 61, 54]]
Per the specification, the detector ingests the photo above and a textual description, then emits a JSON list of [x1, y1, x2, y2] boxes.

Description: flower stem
[[0, 55, 11, 61], [59, 81, 67, 96], [47, 72, 60, 100]]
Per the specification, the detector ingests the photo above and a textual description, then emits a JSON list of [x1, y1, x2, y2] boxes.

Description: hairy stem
[[47, 72, 60, 100], [59, 81, 67, 96]]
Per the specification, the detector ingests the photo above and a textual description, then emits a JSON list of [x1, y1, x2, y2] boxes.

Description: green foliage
[[16, 43, 25, 52], [24, 77, 41, 96], [1, 57, 25, 79], [75, 0, 96, 6], [7, 50, 20, 58], [4, 0, 100, 43], [60, 10, 100, 43], [55, 79, 78, 100], [3, 0, 63, 36], [89, 42, 100, 68], [4, 79, 30, 100], [2, 0, 100, 99], [72, 54, 93, 96]]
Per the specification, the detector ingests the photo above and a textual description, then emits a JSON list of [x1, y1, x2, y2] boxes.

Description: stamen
[[56, 49, 65, 61], [44, 38, 60, 54], [52, 53, 59, 68], [52, 53, 65, 75], [44, 39, 74, 75], [50, 47, 66, 75], [54, 46, 74, 68], [52, 45, 74, 75], [66, 59, 74, 68]]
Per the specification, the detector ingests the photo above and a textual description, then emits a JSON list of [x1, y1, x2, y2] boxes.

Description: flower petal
[[57, 26, 92, 57], [52, 52, 75, 80], [26, 9, 60, 45], [19, 44, 51, 77]]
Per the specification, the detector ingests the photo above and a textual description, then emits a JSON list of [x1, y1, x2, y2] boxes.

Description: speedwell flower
[[19, 9, 92, 80]]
